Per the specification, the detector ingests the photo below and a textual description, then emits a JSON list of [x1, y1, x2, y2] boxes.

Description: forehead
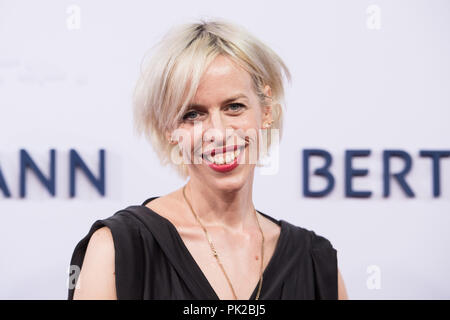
[[192, 55, 254, 102]]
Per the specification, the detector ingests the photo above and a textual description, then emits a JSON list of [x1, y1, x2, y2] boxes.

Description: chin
[[192, 165, 255, 192], [207, 165, 254, 192]]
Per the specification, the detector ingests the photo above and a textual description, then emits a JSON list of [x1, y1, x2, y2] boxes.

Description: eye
[[182, 110, 201, 121], [226, 103, 245, 112]]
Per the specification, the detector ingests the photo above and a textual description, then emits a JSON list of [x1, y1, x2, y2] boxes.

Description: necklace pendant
[[182, 184, 264, 301]]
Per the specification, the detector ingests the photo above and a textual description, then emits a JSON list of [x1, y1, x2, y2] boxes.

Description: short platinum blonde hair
[[133, 18, 291, 179]]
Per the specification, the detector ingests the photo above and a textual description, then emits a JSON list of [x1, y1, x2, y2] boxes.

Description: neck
[[183, 173, 256, 231]]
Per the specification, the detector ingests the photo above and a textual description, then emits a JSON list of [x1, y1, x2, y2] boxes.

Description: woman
[[68, 18, 348, 300]]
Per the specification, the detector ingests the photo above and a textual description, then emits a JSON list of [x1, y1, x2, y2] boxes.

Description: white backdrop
[[0, 0, 449, 299]]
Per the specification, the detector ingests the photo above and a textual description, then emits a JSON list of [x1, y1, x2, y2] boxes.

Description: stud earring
[[263, 120, 273, 129]]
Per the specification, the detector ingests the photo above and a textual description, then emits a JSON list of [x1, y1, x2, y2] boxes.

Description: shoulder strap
[[119, 205, 218, 299]]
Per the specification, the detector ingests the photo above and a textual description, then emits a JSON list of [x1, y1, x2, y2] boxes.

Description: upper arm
[[73, 226, 117, 300], [338, 268, 349, 300]]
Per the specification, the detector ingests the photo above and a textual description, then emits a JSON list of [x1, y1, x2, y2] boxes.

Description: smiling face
[[171, 54, 272, 191]]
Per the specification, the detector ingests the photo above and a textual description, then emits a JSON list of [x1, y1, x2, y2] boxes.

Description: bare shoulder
[[257, 213, 282, 248], [145, 190, 187, 224], [145, 193, 176, 213], [338, 268, 349, 300], [73, 226, 117, 300]]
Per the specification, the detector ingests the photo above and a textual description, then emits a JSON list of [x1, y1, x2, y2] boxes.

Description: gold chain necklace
[[182, 184, 265, 300]]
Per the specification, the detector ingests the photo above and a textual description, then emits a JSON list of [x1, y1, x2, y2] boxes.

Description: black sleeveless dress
[[67, 197, 338, 300]]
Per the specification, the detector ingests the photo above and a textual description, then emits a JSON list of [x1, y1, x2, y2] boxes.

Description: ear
[[165, 130, 177, 145], [261, 85, 273, 128]]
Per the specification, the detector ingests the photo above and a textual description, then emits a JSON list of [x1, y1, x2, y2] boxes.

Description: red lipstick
[[203, 145, 244, 173]]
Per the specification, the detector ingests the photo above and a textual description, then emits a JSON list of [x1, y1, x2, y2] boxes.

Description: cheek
[[172, 126, 195, 156], [185, 128, 204, 158], [238, 113, 262, 140], [235, 111, 261, 129]]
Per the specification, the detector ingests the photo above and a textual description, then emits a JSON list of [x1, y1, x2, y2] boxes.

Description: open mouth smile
[[201, 144, 246, 173]]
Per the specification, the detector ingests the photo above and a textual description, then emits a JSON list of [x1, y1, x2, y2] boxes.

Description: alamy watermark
[[366, 4, 382, 30], [168, 123, 280, 175], [67, 265, 81, 290], [366, 264, 381, 290], [66, 5, 81, 30]]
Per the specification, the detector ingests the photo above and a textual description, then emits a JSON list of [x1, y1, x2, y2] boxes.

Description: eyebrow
[[186, 93, 249, 109]]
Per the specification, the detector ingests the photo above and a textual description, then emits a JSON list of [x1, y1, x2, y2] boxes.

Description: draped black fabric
[[67, 197, 338, 300]]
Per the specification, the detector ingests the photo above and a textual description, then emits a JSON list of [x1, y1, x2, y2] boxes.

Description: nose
[[203, 109, 228, 144]]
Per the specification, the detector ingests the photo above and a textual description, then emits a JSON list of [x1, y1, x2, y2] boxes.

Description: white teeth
[[225, 153, 234, 164], [215, 154, 224, 164], [212, 151, 236, 165], [204, 147, 244, 165]]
